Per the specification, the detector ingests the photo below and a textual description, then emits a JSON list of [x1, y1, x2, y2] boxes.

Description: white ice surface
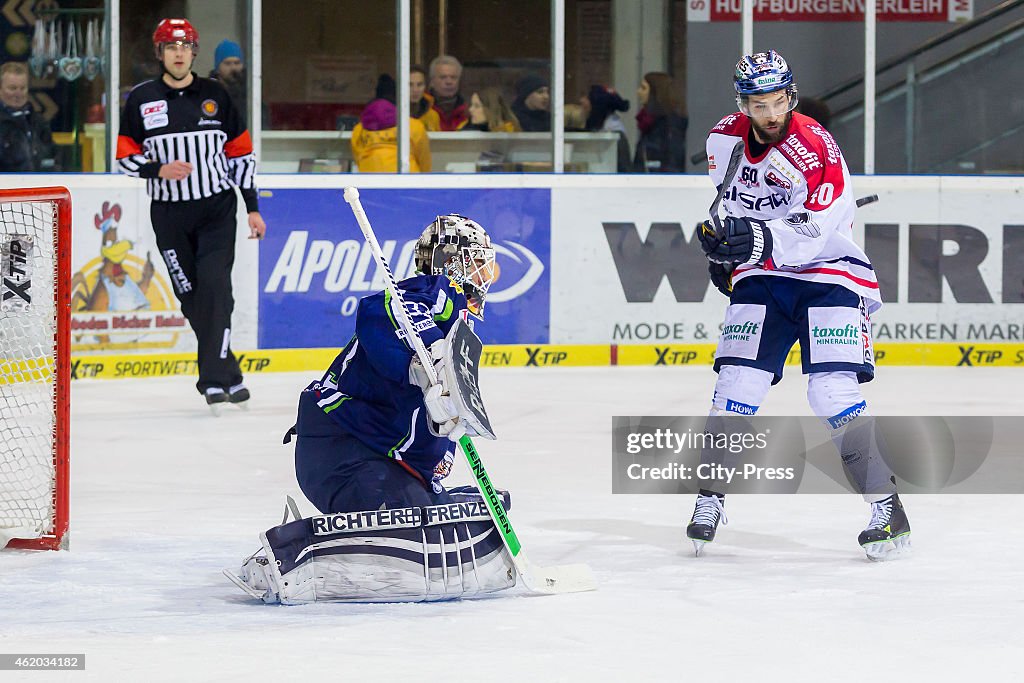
[[3, 367, 1023, 682]]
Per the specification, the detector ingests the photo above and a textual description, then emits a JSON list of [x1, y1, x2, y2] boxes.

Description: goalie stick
[[343, 187, 597, 596]]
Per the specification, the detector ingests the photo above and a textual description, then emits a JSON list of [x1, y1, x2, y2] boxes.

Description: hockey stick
[[709, 139, 747, 237], [342, 187, 597, 595], [856, 194, 879, 208]]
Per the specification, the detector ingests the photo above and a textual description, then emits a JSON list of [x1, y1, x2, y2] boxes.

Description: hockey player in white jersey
[[689, 50, 910, 560]]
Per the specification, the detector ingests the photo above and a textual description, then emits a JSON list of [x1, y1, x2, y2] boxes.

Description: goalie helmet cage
[[0, 187, 70, 551]]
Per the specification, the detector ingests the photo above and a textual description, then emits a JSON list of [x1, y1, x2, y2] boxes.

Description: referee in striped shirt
[[117, 18, 266, 409]]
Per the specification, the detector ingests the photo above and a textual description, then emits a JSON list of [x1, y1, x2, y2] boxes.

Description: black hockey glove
[[699, 216, 773, 266], [708, 262, 733, 297]]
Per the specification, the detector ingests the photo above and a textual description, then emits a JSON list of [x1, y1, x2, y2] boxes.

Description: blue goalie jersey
[[303, 274, 470, 486]]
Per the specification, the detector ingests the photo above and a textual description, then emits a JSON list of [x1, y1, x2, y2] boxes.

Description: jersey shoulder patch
[[709, 112, 747, 137]]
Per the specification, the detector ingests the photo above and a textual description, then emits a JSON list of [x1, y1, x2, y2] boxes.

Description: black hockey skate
[[205, 387, 229, 416], [859, 493, 911, 561], [228, 383, 251, 409], [686, 492, 727, 557]]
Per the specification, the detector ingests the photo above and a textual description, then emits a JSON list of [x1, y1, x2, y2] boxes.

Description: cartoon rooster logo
[[71, 202, 155, 313]]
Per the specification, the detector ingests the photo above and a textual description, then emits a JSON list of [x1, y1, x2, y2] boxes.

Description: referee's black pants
[[151, 190, 244, 395]]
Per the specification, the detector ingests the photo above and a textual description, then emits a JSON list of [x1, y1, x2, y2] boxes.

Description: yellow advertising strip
[[480, 344, 610, 367], [69, 348, 340, 380], [615, 344, 717, 366], [615, 343, 1024, 368], [63, 343, 1024, 380], [874, 343, 1024, 367], [68, 345, 608, 379]]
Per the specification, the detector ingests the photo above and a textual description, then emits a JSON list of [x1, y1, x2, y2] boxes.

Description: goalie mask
[[414, 215, 497, 319]]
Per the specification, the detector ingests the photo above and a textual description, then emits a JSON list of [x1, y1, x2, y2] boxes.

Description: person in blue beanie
[[210, 39, 246, 115]]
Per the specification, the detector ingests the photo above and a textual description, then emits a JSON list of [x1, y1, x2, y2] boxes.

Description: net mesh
[[0, 200, 58, 544]]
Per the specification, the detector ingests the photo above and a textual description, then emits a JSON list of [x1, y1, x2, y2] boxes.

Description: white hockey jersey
[[706, 111, 881, 312]]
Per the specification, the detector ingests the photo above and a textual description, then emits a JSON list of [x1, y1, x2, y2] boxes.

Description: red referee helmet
[[153, 18, 198, 50]]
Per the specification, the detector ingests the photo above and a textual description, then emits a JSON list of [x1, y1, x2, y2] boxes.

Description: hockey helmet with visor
[[414, 215, 497, 320], [734, 50, 798, 117]]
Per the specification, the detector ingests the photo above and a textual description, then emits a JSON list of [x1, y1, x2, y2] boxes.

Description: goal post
[[1, 186, 70, 551]]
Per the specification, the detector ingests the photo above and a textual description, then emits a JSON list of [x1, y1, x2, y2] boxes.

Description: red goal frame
[[2, 187, 71, 551]]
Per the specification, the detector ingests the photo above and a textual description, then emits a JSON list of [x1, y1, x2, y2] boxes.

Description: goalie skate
[[223, 554, 277, 602]]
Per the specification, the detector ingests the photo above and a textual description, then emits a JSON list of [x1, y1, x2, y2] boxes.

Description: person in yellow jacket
[[411, 66, 441, 132], [351, 75, 432, 173]]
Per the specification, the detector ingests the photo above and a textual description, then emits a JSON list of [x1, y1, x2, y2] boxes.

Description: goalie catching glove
[[699, 216, 773, 266]]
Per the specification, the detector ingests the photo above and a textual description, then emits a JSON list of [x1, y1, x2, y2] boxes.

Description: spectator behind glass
[[209, 40, 247, 116], [581, 84, 631, 173], [563, 103, 586, 131], [0, 61, 56, 172], [351, 74, 432, 173], [464, 88, 521, 132], [428, 55, 468, 131], [511, 74, 550, 132], [410, 65, 440, 131], [633, 72, 687, 173]]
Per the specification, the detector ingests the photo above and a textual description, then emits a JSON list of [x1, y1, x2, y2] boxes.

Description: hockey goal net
[[0, 187, 70, 550]]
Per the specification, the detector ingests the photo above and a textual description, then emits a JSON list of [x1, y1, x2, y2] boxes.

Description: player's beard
[[751, 112, 792, 144]]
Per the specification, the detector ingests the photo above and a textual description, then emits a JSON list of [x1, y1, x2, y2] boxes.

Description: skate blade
[[691, 539, 709, 557], [208, 403, 223, 417], [863, 534, 912, 562], [231, 400, 251, 411]]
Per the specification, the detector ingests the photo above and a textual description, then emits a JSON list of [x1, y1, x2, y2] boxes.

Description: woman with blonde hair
[[464, 88, 521, 132]]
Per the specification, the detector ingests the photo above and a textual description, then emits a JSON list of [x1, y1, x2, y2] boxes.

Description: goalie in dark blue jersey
[[227, 214, 517, 604], [292, 213, 499, 513]]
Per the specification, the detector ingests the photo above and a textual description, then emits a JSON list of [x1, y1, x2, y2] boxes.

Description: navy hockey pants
[[291, 391, 451, 514]]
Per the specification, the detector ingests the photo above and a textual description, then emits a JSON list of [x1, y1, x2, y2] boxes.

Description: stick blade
[[519, 561, 598, 595]]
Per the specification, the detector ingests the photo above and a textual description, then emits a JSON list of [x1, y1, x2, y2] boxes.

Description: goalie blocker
[[227, 488, 516, 604]]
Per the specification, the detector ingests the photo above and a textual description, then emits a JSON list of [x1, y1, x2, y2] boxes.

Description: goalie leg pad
[[236, 497, 516, 604]]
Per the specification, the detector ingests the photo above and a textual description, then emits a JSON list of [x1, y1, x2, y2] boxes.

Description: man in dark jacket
[[0, 62, 56, 172], [427, 55, 468, 131], [208, 40, 247, 118], [511, 74, 550, 132]]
